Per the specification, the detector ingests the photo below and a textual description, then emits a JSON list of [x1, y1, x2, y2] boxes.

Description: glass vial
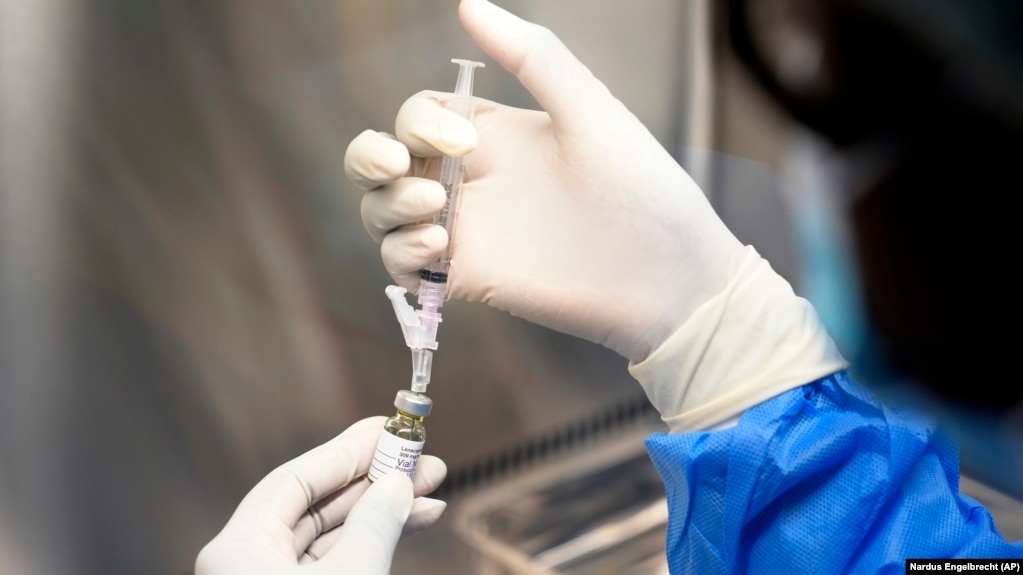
[[368, 390, 432, 482]]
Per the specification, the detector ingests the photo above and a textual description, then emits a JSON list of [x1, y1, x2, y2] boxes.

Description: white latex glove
[[195, 417, 447, 575], [345, 0, 846, 431]]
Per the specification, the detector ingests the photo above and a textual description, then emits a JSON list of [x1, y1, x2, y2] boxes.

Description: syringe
[[387, 58, 484, 395], [420, 58, 485, 285]]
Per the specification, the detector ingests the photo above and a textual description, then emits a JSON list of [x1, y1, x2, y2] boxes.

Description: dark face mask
[[849, 123, 1020, 411]]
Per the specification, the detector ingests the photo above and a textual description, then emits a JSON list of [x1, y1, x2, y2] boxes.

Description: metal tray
[[452, 425, 669, 575]]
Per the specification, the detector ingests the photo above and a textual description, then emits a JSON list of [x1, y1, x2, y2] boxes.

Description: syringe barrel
[[424, 59, 484, 283], [425, 156, 464, 276]]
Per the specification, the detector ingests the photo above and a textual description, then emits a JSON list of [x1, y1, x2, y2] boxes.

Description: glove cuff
[[628, 246, 847, 433]]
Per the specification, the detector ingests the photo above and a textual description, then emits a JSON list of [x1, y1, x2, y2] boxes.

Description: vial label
[[368, 430, 424, 482]]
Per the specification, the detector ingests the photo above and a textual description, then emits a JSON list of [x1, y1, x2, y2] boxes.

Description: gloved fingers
[[360, 177, 447, 244], [380, 224, 448, 291], [292, 474, 369, 557], [458, 0, 617, 134], [223, 416, 385, 535], [300, 523, 340, 564], [321, 473, 414, 572], [300, 496, 448, 564], [410, 454, 448, 496], [291, 455, 447, 554], [395, 94, 478, 158], [401, 497, 448, 537], [344, 130, 411, 190]]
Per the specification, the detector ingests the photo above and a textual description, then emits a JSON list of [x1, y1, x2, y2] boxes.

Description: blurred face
[[731, 0, 1023, 497], [730, 0, 1023, 413]]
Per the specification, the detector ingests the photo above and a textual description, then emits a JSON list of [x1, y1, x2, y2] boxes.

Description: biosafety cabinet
[[1, 1, 1019, 574]]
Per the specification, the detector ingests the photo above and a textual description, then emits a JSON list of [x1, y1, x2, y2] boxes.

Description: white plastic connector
[[385, 285, 440, 351]]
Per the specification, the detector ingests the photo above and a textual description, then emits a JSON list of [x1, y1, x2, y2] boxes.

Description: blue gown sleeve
[[645, 370, 1023, 574]]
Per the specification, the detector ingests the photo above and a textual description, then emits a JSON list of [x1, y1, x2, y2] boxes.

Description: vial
[[367, 390, 432, 482]]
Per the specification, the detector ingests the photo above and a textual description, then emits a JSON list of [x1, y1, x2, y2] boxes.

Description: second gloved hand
[[345, 0, 845, 431], [195, 417, 446, 575]]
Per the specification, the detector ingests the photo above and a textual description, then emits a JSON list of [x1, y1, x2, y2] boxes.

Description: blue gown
[[645, 370, 1023, 574]]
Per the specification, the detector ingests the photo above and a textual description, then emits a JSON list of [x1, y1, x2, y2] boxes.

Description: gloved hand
[[345, 0, 846, 431], [195, 417, 447, 575]]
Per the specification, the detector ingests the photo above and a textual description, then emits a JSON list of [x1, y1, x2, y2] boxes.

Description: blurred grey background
[[0, 1, 812, 573]]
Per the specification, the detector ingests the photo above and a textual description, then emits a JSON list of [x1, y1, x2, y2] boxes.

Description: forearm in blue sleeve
[[645, 370, 1023, 574]]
